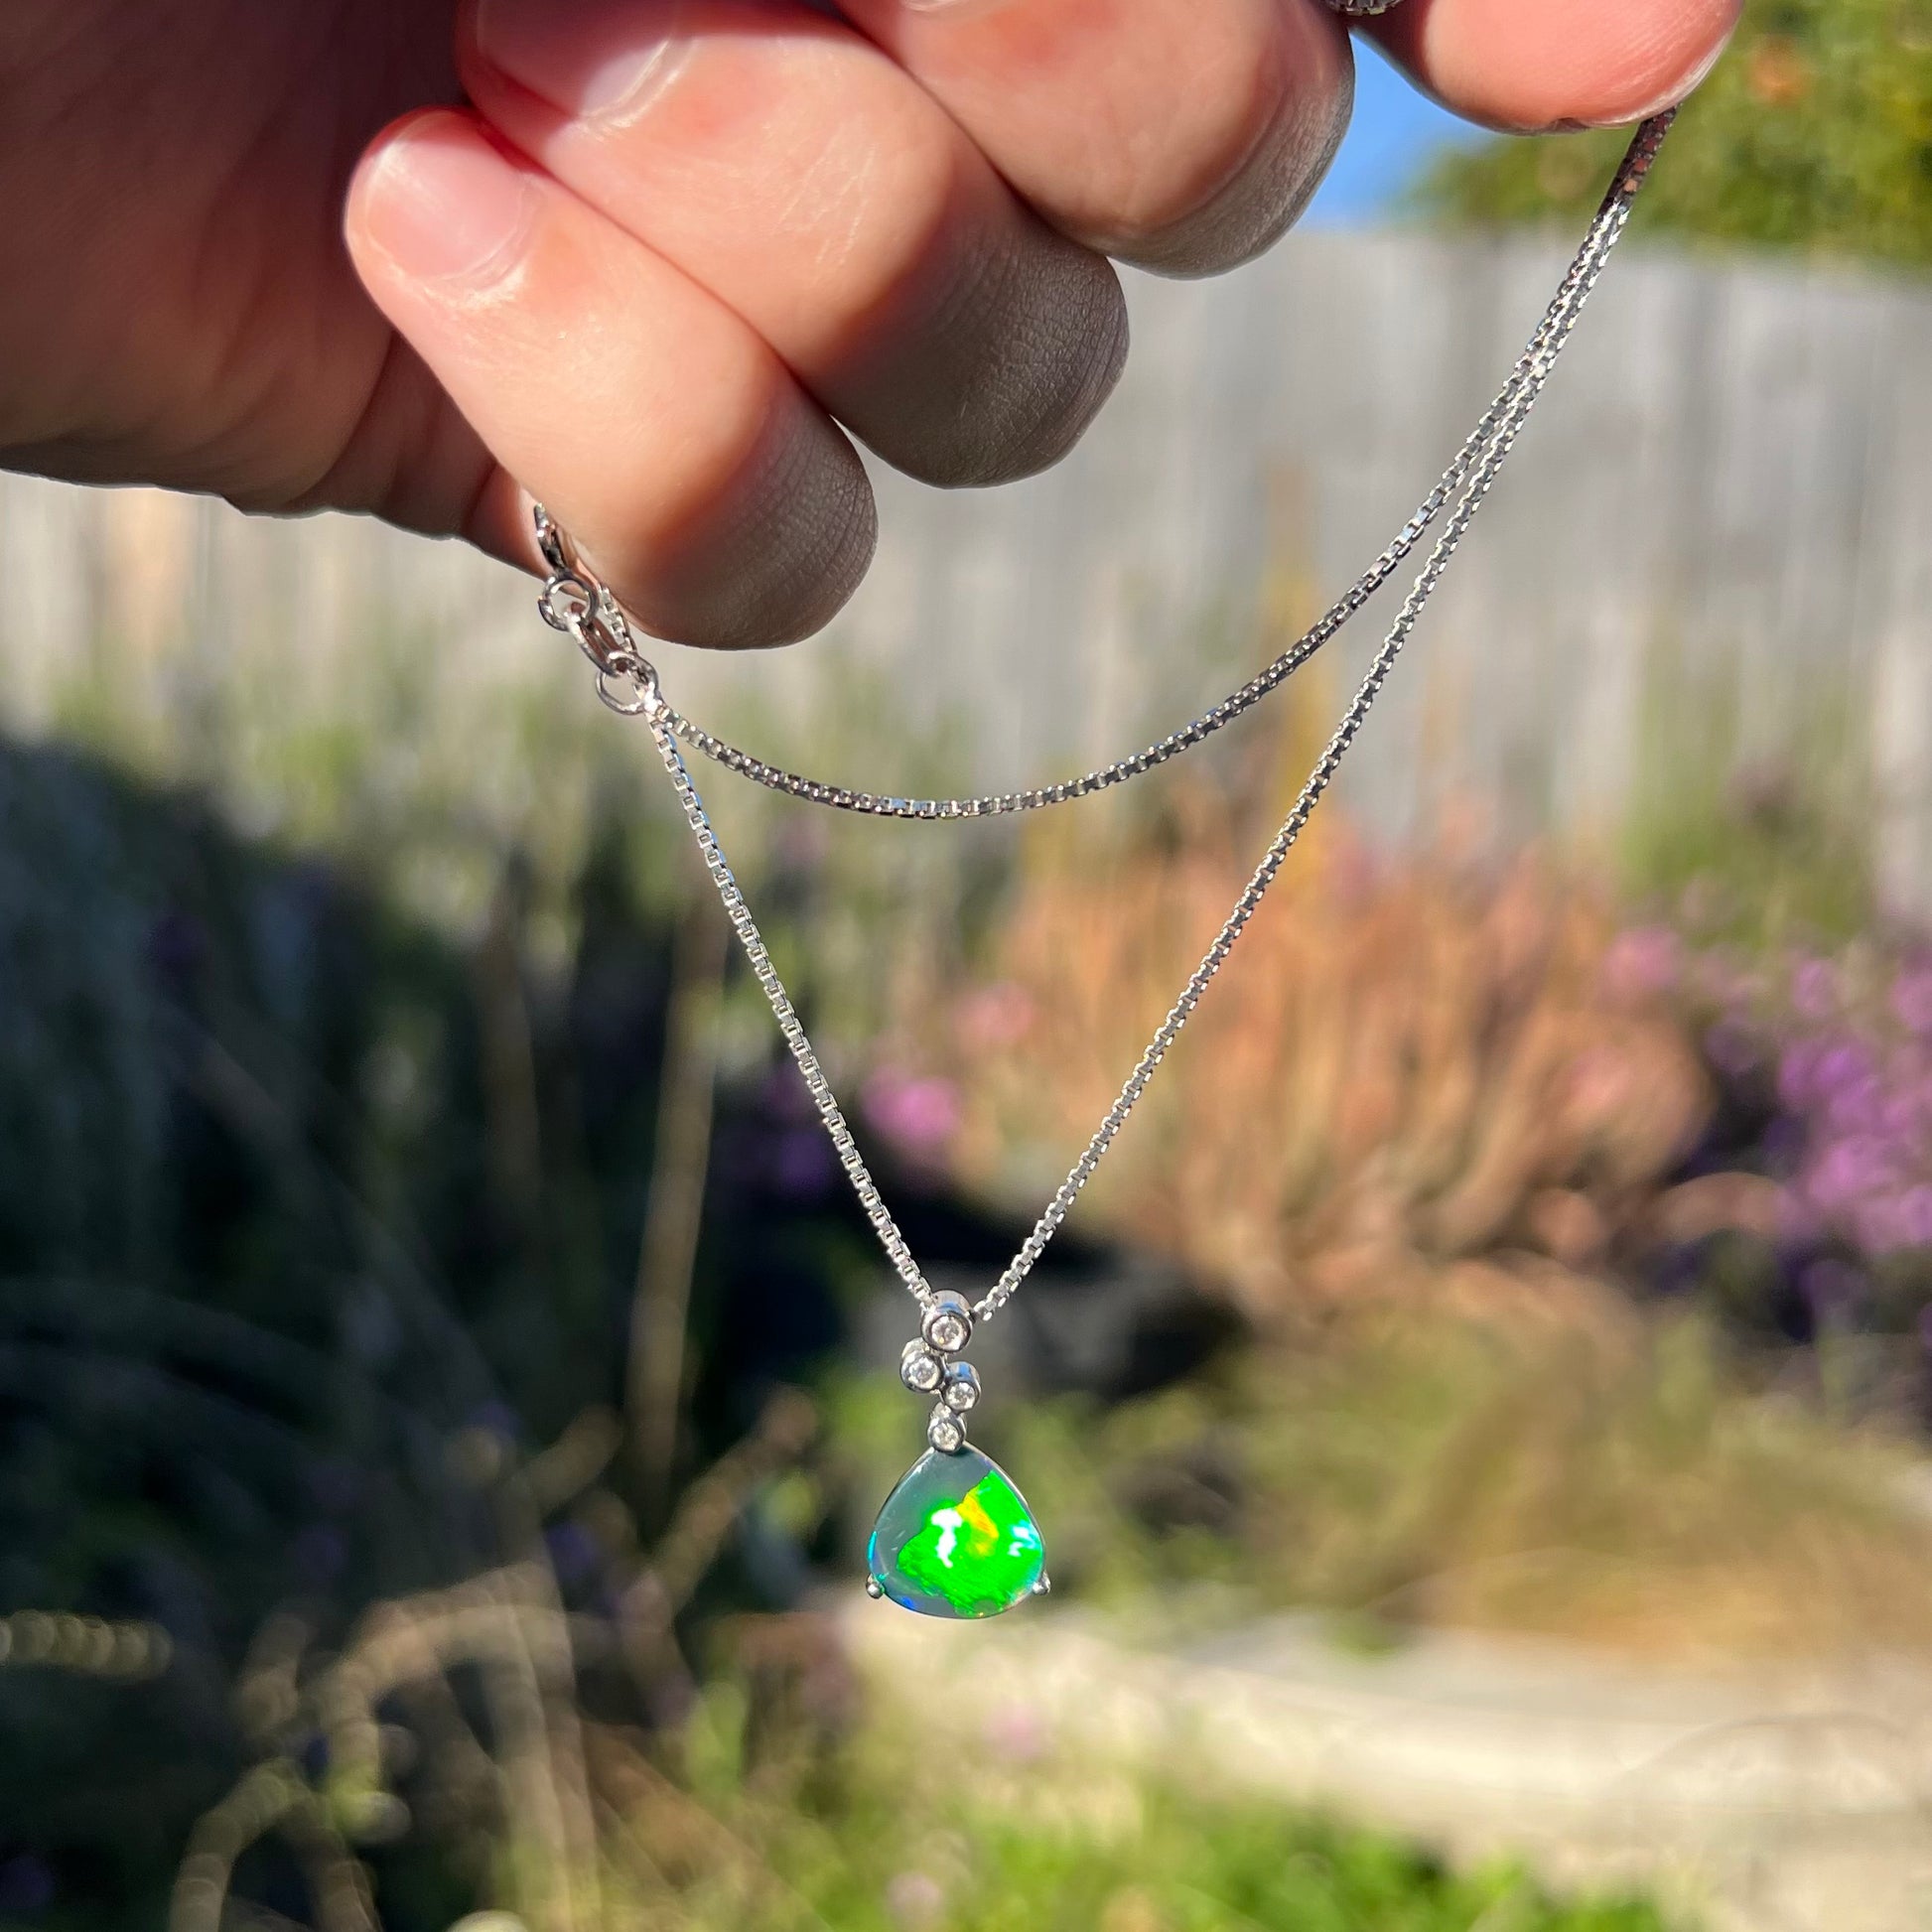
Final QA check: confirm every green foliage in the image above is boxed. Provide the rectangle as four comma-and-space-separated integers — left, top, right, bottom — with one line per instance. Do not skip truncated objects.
1418, 0, 1932, 269
1618, 639, 1873, 948
683, 1692, 1678, 1932
0, 739, 796, 1929
834, 1308, 1932, 1659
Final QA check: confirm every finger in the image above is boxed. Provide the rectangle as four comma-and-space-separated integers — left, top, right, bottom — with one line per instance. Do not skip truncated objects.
458, 0, 1127, 488
1362, 0, 1738, 133
834, 0, 1354, 277
345, 110, 876, 649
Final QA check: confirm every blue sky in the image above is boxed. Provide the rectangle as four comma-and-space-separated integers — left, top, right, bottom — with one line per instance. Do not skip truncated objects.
1304, 39, 1488, 223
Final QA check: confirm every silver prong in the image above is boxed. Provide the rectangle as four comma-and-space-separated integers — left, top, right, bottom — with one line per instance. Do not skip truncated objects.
866, 1577, 885, 1599
1032, 1576, 1051, 1596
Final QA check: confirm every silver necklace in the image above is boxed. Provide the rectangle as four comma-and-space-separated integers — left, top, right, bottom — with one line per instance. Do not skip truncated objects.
530, 109, 1675, 1618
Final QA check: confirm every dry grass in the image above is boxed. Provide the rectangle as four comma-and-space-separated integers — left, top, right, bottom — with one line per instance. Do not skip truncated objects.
901, 794, 1710, 1325
854, 781, 1932, 1666
1116, 1311, 1932, 1661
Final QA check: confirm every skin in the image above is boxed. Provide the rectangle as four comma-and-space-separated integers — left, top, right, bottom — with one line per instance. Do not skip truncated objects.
0, 0, 1736, 649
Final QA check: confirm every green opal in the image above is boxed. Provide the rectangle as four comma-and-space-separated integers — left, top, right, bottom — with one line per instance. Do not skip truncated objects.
868, 1448, 1046, 1618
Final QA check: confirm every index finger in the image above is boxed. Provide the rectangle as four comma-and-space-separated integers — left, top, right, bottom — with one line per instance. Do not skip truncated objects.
1362, 0, 1738, 132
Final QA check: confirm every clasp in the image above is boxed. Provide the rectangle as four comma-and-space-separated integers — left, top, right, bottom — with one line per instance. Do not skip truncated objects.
532, 503, 663, 716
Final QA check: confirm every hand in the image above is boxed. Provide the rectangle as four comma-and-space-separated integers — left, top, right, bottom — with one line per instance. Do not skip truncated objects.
1, 0, 1734, 648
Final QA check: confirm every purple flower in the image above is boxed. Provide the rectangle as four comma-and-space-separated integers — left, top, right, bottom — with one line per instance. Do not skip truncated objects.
1777, 1037, 1824, 1111
1822, 1072, 1886, 1137
1899, 1184, 1932, 1249
1881, 1087, 1925, 1143
1815, 1039, 1877, 1104
760, 1064, 815, 1124
864, 1071, 961, 1158
1893, 962, 1932, 1037
1781, 1035, 1876, 1115
770, 1126, 836, 1200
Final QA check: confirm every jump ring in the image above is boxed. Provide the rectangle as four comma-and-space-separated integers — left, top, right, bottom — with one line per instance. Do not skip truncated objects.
597, 651, 662, 717
539, 572, 596, 637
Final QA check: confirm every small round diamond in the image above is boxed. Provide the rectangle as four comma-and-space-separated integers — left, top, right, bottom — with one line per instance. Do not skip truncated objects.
921, 1292, 974, 1357
899, 1341, 944, 1394
926, 1403, 968, 1454
928, 1313, 967, 1352
942, 1362, 981, 1413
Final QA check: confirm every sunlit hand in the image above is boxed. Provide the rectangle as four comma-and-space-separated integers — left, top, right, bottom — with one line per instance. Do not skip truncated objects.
1, 0, 1733, 648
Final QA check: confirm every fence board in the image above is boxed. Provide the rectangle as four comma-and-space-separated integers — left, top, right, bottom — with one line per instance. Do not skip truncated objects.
1, 230, 1927, 906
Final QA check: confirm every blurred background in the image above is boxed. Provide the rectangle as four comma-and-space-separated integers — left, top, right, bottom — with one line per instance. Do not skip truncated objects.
2, 3, 1930, 1929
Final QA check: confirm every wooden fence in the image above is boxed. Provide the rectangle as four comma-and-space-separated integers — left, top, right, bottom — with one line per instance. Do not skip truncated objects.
3, 226, 1929, 909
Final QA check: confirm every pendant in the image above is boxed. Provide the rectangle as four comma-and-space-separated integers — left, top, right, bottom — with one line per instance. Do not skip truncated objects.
868, 1447, 1046, 1618
865, 1292, 1050, 1617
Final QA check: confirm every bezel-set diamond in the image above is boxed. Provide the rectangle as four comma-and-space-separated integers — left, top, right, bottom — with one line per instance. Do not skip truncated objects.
941, 1361, 981, 1413
921, 1291, 974, 1357
899, 1339, 944, 1394
926, 1402, 969, 1455
908, 1291, 982, 1454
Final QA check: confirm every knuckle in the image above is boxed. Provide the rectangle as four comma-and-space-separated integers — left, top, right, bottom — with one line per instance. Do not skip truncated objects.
621, 417, 879, 650
868, 231, 1130, 488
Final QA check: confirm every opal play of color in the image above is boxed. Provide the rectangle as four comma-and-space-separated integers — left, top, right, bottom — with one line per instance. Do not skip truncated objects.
868, 1449, 1046, 1618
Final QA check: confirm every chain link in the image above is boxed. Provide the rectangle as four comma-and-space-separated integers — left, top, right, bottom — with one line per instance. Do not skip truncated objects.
640, 695, 940, 1307
620, 115, 1671, 821
535, 114, 1673, 1321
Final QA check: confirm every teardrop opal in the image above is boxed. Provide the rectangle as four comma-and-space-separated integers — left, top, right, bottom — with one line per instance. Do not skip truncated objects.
867, 1448, 1046, 1618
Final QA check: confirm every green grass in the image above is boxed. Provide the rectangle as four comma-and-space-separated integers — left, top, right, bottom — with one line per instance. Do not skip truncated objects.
832, 1309, 1932, 1661
664, 1689, 1678, 1932
1616, 636, 1872, 949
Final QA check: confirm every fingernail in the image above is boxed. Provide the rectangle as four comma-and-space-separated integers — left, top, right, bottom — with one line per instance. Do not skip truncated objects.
361, 121, 537, 285
472, 0, 691, 124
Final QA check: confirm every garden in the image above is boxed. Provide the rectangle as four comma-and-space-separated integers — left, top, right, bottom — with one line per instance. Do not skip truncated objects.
3, 2, 1930, 1926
